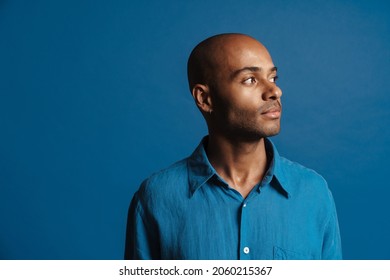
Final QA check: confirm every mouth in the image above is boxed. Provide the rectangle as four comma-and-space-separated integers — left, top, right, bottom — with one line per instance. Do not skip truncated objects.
261, 106, 281, 119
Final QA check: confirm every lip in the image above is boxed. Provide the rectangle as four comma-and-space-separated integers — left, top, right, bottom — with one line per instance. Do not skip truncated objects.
261, 107, 281, 119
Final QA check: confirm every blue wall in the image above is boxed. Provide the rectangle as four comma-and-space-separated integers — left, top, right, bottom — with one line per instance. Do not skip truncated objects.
1, 0, 389, 259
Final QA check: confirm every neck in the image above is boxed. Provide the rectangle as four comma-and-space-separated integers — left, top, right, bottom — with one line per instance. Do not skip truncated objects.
206, 133, 269, 198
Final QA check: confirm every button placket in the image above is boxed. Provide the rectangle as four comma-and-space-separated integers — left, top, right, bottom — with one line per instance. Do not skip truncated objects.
239, 200, 250, 259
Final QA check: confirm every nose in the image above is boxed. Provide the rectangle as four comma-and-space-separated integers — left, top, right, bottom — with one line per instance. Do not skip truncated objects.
262, 82, 282, 101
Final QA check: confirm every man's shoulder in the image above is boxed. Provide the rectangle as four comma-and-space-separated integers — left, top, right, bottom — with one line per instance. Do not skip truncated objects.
276, 155, 331, 200
278, 156, 327, 185
136, 157, 190, 198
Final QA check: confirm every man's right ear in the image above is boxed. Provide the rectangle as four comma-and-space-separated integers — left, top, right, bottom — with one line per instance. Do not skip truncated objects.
191, 84, 213, 114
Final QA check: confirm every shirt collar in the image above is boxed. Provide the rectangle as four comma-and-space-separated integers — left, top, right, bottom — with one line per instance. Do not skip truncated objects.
187, 136, 291, 198
187, 137, 216, 195
265, 139, 291, 198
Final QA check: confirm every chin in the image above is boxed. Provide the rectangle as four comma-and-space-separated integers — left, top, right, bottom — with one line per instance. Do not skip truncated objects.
265, 130, 280, 138
228, 122, 280, 141
255, 122, 280, 138
237, 129, 280, 142
264, 126, 281, 137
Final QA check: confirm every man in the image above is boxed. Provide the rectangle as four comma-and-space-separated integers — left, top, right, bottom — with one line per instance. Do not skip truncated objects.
124, 33, 342, 260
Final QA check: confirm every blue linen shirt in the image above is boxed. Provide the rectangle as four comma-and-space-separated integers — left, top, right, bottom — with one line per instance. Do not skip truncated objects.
125, 137, 342, 259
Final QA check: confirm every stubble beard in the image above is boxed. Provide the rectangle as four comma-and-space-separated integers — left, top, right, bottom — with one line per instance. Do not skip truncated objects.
225, 110, 281, 142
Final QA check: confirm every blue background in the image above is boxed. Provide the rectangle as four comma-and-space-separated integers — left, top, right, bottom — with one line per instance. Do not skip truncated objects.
1, 0, 389, 259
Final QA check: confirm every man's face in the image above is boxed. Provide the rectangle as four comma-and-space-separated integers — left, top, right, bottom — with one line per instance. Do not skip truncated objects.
209, 36, 282, 141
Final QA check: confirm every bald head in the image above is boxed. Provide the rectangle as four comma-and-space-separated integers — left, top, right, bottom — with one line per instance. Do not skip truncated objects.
187, 33, 282, 139
187, 33, 269, 92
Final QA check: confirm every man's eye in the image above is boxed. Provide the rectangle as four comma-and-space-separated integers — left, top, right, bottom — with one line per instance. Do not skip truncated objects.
270, 76, 278, 83
243, 77, 256, 84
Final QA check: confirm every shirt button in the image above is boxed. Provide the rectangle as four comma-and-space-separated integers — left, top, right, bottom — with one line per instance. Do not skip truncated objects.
243, 203, 247, 208
243, 247, 250, 254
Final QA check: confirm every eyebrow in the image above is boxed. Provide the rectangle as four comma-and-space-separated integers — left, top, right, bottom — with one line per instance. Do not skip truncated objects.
230, 66, 278, 79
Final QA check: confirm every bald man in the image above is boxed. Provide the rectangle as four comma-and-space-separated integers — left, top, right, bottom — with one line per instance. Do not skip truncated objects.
124, 33, 342, 260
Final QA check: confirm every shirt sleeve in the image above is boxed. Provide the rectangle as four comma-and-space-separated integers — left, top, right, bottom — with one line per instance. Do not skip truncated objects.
321, 190, 342, 259
124, 191, 160, 260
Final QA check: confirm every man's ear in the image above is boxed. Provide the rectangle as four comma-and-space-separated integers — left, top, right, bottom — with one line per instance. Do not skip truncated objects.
191, 84, 213, 114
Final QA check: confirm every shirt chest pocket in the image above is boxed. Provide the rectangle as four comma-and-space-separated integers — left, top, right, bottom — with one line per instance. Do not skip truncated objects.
273, 246, 315, 260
